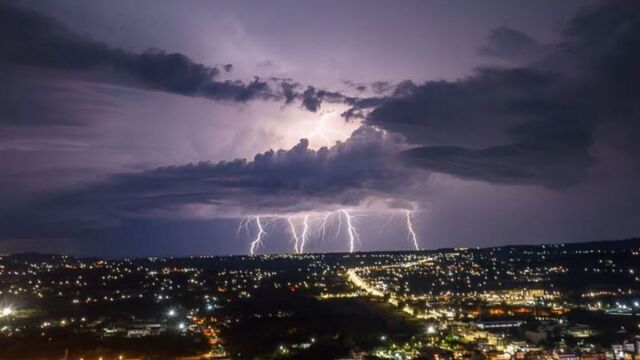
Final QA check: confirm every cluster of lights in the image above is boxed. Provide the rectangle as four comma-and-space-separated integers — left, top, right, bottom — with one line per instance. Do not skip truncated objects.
1, 306, 12, 317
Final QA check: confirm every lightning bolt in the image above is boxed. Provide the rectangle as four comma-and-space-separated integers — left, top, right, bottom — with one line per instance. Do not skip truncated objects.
240, 207, 417, 255
308, 114, 348, 146
237, 218, 247, 237
249, 216, 267, 255
318, 213, 331, 244
300, 215, 310, 253
340, 209, 359, 253
287, 216, 300, 254
405, 210, 419, 251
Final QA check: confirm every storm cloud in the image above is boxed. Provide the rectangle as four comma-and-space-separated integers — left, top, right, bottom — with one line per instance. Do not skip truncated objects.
402, 120, 594, 188
2, 0, 640, 254
0, 126, 415, 239
299, 86, 350, 112
479, 26, 544, 62
342, 1, 640, 188
0, 1, 281, 117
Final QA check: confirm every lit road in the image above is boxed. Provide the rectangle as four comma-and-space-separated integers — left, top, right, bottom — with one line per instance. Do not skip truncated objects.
345, 257, 436, 316
346, 269, 384, 297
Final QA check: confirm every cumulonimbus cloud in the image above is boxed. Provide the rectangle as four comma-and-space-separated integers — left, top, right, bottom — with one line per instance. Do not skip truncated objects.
342, 1, 640, 188
0, 126, 418, 239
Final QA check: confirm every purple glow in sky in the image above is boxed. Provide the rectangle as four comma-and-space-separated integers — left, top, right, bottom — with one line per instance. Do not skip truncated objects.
1, 0, 640, 257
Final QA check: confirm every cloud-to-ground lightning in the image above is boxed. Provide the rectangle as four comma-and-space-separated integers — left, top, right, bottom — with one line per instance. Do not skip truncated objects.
249, 216, 267, 255
405, 210, 419, 251
340, 209, 359, 253
318, 213, 331, 244
241, 208, 419, 255
287, 216, 301, 254
300, 215, 310, 253
237, 218, 251, 238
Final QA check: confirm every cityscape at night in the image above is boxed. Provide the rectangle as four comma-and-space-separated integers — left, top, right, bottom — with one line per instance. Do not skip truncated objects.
2, 0, 640, 358
1, 239, 639, 359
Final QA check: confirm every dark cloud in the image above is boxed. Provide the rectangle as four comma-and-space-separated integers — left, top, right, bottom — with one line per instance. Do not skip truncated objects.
0, 1, 278, 119
0, 126, 415, 240
0, 2, 378, 121
341, 80, 367, 93
367, 68, 562, 146
561, 1, 640, 159
283, 81, 352, 110
0, 2, 388, 121
479, 26, 543, 62
402, 120, 595, 188
344, 1, 640, 188
300, 86, 348, 112
371, 81, 393, 95
280, 81, 298, 105
341, 96, 386, 120
301, 86, 322, 112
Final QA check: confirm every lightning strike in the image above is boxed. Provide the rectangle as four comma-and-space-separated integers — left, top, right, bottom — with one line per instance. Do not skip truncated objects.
339, 209, 359, 253
308, 114, 348, 146
237, 218, 251, 238
318, 213, 331, 244
249, 216, 267, 255
287, 217, 301, 254
300, 215, 310, 253
405, 210, 419, 251
240, 208, 418, 254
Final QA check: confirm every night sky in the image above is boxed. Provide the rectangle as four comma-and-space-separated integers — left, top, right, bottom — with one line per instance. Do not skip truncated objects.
1, 0, 640, 257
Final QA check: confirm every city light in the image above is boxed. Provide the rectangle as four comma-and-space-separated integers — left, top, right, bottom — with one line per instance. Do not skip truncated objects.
0, 238, 639, 358
1, 307, 12, 317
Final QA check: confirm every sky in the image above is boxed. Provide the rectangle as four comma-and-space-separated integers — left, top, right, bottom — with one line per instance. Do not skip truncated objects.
1, 0, 640, 257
